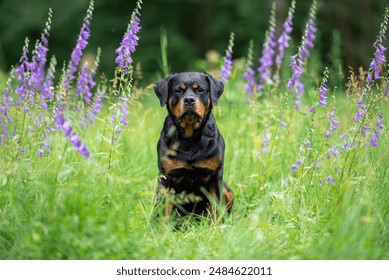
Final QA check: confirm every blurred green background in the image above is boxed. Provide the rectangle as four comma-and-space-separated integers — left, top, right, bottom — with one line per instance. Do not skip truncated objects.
0, 0, 387, 84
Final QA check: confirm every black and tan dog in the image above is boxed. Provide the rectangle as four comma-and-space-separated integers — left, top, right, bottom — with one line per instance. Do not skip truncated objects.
154, 72, 233, 221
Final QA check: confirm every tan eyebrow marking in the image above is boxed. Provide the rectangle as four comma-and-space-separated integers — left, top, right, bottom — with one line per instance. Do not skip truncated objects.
192, 84, 199, 89
179, 84, 187, 90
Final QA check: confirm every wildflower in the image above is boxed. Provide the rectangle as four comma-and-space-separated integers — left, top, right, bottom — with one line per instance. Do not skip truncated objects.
14, 38, 31, 106
305, 139, 311, 147
0, 75, 14, 143
119, 97, 129, 126
38, 149, 44, 157
353, 109, 364, 123
370, 135, 378, 148
287, 54, 302, 88
68, 132, 90, 158
257, 3, 277, 90
63, 0, 94, 90
221, 32, 235, 84
362, 125, 371, 132
325, 130, 332, 139
326, 176, 335, 184
262, 130, 270, 153
329, 116, 339, 132
287, 0, 318, 110
30, 9, 52, 93
302, 14, 317, 58
319, 83, 328, 107
88, 86, 105, 124
76, 62, 93, 103
276, 0, 295, 66
280, 121, 287, 127
308, 106, 314, 113
115, 1, 142, 74
365, 9, 388, 84
40, 56, 56, 111
339, 133, 348, 140
331, 146, 339, 157
243, 67, 255, 96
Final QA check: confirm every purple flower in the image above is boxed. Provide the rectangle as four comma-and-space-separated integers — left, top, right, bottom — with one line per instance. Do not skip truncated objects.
115, 5, 142, 74
0, 76, 14, 143
88, 86, 105, 124
257, 4, 277, 90
40, 56, 56, 111
276, 0, 295, 66
280, 121, 287, 127
376, 115, 384, 130
76, 62, 93, 103
325, 130, 332, 139
329, 119, 339, 132
78, 145, 90, 158
303, 16, 317, 57
319, 83, 328, 107
305, 139, 311, 147
370, 135, 378, 148
326, 176, 335, 184
331, 146, 339, 157
287, 0, 317, 110
354, 109, 364, 123
62, 121, 72, 137
30, 9, 52, 93
243, 66, 255, 96
63, 1, 94, 90
14, 38, 31, 106
38, 149, 44, 157
221, 33, 235, 85
339, 133, 348, 140
291, 164, 297, 172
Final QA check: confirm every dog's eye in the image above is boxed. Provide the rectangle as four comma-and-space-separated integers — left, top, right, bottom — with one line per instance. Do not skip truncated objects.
197, 88, 204, 93
173, 88, 182, 94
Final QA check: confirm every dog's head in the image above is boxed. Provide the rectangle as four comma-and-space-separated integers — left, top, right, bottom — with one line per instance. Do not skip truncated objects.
154, 72, 224, 137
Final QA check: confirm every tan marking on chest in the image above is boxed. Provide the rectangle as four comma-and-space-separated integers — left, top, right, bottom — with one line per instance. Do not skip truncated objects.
161, 157, 188, 174
193, 155, 221, 171
179, 113, 201, 137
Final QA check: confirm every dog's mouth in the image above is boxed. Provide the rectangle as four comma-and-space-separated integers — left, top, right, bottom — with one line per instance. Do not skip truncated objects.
177, 110, 203, 123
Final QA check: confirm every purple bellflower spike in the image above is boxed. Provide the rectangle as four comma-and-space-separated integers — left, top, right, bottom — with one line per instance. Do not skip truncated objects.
76, 62, 93, 103
30, 9, 52, 94
243, 40, 255, 97
40, 56, 56, 111
257, 3, 277, 90
318, 71, 329, 108
221, 32, 235, 85
0, 77, 14, 144
276, 0, 295, 66
287, 0, 318, 110
63, 1, 94, 91
88, 86, 105, 124
115, 1, 142, 74
14, 38, 31, 107
365, 9, 388, 84
319, 84, 327, 107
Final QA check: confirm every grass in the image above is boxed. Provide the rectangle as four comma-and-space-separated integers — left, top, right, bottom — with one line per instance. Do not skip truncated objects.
1, 65, 388, 260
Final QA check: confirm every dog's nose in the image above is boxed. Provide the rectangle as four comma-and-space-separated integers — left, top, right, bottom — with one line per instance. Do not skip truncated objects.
184, 96, 196, 106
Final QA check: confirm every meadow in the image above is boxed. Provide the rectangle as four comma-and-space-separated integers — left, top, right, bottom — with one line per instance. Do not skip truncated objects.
0, 0, 388, 259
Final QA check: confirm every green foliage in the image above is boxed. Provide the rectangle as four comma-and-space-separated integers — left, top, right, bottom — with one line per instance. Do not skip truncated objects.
1, 60, 388, 259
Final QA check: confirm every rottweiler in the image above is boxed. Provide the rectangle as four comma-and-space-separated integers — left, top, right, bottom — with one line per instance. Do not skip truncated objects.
153, 72, 233, 222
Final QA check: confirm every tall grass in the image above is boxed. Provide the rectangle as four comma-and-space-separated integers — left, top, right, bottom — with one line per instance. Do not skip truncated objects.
0, 1, 388, 260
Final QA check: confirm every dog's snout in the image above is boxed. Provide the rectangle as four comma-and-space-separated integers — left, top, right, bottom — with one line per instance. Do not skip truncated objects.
184, 95, 196, 106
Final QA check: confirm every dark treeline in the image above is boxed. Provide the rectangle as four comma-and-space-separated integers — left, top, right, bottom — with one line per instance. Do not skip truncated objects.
0, 0, 387, 84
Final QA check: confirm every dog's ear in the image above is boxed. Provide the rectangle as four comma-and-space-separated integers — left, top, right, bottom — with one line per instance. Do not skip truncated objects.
206, 74, 224, 106
154, 73, 176, 107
